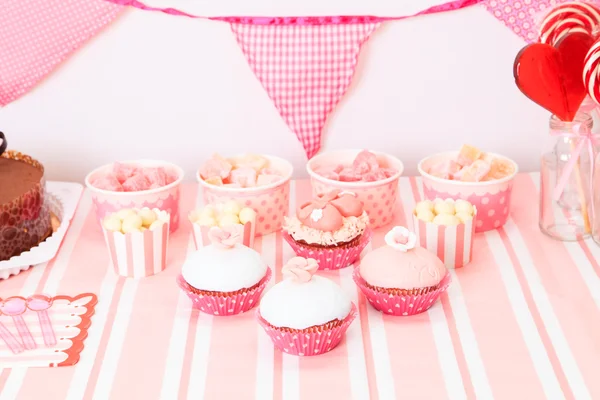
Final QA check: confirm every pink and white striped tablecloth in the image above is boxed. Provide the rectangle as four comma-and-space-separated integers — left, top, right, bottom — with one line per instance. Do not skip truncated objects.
1, 173, 600, 400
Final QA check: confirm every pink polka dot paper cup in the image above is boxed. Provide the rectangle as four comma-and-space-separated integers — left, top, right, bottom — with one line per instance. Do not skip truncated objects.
256, 303, 357, 356
306, 150, 404, 229
197, 155, 293, 236
353, 268, 451, 316
85, 160, 184, 233
418, 152, 518, 233
176, 268, 272, 316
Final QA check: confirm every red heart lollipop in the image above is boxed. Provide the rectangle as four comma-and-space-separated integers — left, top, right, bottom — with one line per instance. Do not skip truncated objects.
514, 32, 594, 121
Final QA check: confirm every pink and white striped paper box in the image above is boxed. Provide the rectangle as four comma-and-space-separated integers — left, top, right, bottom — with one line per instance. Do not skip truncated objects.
102, 210, 170, 278
190, 221, 255, 250
412, 208, 477, 269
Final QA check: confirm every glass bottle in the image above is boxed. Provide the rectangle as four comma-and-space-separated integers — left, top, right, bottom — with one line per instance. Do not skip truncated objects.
540, 113, 594, 241
593, 152, 600, 245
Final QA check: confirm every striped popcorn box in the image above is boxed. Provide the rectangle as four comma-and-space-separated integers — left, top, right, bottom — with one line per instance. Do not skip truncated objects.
102, 209, 170, 278
188, 203, 256, 249
412, 207, 477, 269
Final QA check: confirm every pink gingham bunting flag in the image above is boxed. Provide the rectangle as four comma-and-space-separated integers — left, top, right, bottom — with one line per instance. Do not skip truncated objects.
230, 23, 379, 158
0, 0, 123, 106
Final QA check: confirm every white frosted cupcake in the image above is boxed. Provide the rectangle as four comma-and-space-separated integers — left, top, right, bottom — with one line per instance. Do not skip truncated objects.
177, 225, 271, 316
257, 257, 357, 356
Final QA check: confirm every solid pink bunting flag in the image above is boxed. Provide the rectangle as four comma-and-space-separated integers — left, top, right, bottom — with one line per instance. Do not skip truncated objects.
0, 0, 124, 106
230, 23, 379, 158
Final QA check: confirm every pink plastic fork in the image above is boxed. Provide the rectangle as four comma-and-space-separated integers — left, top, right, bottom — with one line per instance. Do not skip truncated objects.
1, 297, 36, 350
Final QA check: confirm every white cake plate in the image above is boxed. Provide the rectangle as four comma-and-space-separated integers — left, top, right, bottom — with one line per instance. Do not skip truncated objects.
0, 181, 83, 279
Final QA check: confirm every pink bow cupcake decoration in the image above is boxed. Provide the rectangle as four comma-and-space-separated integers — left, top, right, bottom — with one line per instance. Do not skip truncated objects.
208, 225, 243, 249
282, 257, 319, 282
296, 190, 364, 231
384, 226, 417, 252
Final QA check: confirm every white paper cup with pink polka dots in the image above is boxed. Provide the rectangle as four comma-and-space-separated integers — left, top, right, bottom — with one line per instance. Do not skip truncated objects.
418, 152, 518, 233
85, 160, 184, 233
306, 150, 404, 229
197, 155, 293, 236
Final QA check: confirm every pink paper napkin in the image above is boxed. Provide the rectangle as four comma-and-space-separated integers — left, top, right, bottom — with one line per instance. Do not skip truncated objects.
0, 0, 124, 106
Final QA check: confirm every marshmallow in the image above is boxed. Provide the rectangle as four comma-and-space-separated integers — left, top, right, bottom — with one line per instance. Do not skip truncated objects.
196, 216, 217, 227
415, 200, 434, 215
239, 207, 257, 224
433, 214, 461, 226
138, 208, 157, 227
223, 200, 242, 215
116, 209, 136, 221
103, 216, 122, 232
434, 200, 455, 215
219, 214, 240, 227
148, 220, 164, 231
200, 206, 216, 219
416, 209, 435, 223
455, 212, 473, 223
122, 214, 143, 233
454, 199, 474, 215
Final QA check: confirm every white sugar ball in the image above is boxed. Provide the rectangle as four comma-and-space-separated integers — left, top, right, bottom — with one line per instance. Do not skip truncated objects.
103, 216, 122, 232
200, 206, 216, 218
121, 214, 143, 233
196, 216, 217, 227
239, 208, 257, 224
223, 200, 242, 215
415, 200, 434, 215
218, 213, 240, 227
138, 208, 157, 227
456, 212, 473, 223
149, 220, 164, 231
116, 208, 136, 221
455, 199, 474, 215
434, 200, 455, 215
416, 209, 435, 223
433, 214, 461, 226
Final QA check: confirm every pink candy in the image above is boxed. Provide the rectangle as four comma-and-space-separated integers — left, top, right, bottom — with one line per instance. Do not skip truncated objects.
427, 144, 514, 182
315, 150, 398, 183
92, 162, 177, 192
199, 154, 283, 188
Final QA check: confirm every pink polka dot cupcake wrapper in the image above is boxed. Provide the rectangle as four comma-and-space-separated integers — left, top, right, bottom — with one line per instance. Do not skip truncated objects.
422, 185, 514, 233
256, 303, 357, 356
176, 268, 272, 316
282, 229, 371, 270
353, 269, 451, 316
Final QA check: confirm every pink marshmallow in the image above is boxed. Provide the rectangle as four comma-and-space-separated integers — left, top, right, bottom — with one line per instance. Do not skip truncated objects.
230, 167, 257, 188
122, 173, 151, 191
460, 160, 491, 182
112, 162, 138, 184
200, 154, 233, 181
92, 175, 123, 191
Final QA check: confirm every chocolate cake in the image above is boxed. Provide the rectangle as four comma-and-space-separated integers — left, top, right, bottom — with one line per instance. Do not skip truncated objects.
0, 132, 52, 261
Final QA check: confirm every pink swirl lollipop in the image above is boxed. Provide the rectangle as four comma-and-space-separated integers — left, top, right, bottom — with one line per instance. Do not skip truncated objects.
27, 294, 56, 347
0, 297, 36, 350
583, 40, 600, 105
539, 1, 600, 45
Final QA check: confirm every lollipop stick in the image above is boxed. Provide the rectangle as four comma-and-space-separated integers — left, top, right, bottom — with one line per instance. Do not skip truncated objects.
12, 315, 36, 350
570, 141, 592, 234
37, 310, 56, 347
0, 321, 24, 354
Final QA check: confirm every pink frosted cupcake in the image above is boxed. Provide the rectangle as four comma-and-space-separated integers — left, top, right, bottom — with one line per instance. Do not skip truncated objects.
257, 257, 357, 356
354, 226, 451, 316
282, 190, 371, 270
177, 225, 271, 316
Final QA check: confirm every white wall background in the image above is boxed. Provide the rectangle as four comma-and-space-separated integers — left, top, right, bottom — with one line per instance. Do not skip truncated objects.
0, 3, 552, 183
